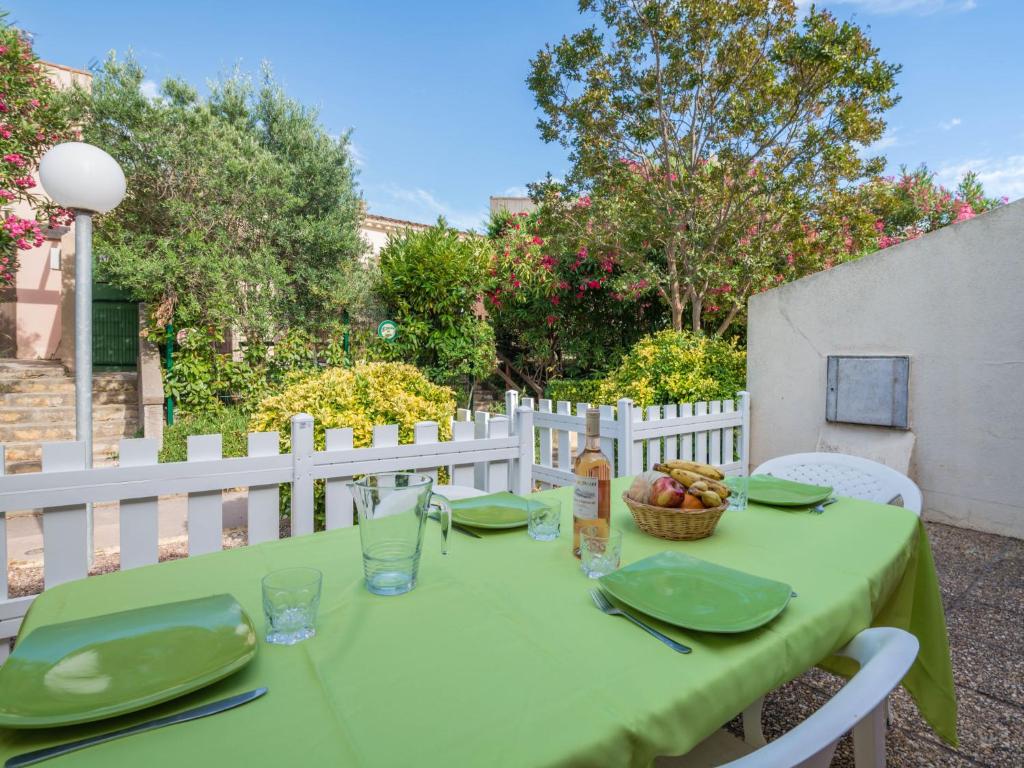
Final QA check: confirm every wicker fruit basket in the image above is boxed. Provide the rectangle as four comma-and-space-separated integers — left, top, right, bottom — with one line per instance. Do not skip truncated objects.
622, 492, 728, 541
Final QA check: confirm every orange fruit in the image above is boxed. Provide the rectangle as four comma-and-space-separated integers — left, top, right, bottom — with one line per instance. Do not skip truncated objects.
681, 493, 704, 510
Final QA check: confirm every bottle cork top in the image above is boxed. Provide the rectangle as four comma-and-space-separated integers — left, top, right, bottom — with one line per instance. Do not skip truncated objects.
586, 407, 600, 437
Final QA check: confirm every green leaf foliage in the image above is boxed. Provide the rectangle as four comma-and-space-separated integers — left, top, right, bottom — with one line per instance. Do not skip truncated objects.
158, 407, 250, 463
592, 330, 745, 408
248, 361, 457, 453
373, 221, 496, 392
65, 56, 367, 337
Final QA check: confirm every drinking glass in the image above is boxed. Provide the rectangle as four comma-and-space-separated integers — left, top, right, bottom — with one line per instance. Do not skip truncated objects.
579, 526, 622, 579
728, 475, 749, 512
527, 498, 561, 541
262, 567, 322, 645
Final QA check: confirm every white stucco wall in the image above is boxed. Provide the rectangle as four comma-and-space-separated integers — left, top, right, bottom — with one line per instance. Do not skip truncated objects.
747, 199, 1024, 539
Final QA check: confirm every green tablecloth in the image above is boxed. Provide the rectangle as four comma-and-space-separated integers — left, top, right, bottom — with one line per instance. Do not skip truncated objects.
1, 478, 956, 766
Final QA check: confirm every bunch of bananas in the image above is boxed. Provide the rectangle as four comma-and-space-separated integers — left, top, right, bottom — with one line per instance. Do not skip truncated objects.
652, 460, 731, 509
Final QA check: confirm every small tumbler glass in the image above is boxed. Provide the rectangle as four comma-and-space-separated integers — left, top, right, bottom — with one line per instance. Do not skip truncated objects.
262, 567, 322, 645
579, 526, 622, 579
527, 498, 561, 541
728, 475, 749, 512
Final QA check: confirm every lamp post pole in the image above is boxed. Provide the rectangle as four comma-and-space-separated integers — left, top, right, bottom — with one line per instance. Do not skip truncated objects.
40, 142, 126, 562
73, 211, 93, 474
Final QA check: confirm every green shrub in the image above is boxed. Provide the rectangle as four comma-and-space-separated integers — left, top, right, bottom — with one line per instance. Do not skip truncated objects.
594, 330, 746, 408
544, 378, 604, 406
374, 220, 496, 393
249, 361, 457, 452
159, 407, 250, 463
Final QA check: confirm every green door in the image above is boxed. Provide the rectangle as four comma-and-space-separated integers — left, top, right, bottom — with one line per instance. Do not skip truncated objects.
92, 283, 138, 371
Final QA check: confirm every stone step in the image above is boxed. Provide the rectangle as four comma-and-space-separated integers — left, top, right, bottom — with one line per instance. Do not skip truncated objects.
0, 377, 138, 395
0, 418, 138, 443
0, 404, 135, 425
0, 360, 65, 378
0, 389, 136, 407
3, 440, 124, 474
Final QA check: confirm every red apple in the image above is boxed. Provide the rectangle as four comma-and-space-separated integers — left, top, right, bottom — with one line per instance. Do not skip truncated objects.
650, 476, 687, 507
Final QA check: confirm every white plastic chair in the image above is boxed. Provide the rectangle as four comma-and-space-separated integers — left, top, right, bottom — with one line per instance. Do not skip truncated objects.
752, 452, 922, 515
655, 627, 919, 768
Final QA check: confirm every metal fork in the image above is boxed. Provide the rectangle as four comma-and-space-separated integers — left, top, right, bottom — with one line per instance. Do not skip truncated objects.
589, 590, 691, 654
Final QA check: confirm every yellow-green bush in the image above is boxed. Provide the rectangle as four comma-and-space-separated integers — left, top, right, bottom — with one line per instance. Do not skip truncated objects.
594, 330, 746, 408
249, 362, 456, 451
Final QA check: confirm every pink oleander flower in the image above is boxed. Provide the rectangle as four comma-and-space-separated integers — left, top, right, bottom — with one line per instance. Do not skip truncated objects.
587, 279, 601, 290
545, 315, 556, 327
531, 236, 543, 246
13, 175, 35, 189
575, 196, 591, 208
550, 295, 560, 306
3, 153, 27, 168
0, 125, 11, 139
0, 189, 15, 201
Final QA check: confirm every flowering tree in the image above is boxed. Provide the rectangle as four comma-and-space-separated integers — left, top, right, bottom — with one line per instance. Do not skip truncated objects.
0, 15, 75, 286
867, 165, 1006, 250
488, 205, 661, 383
528, 0, 899, 335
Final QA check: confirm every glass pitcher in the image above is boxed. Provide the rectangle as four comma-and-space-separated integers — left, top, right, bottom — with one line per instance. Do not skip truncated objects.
349, 473, 452, 596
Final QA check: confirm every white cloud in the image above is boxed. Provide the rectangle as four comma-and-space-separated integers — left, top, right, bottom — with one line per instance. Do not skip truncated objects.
348, 141, 365, 168
501, 185, 530, 197
378, 185, 488, 231
859, 128, 900, 156
936, 156, 1024, 202
799, 0, 975, 13
939, 117, 962, 131
139, 80, 160, 101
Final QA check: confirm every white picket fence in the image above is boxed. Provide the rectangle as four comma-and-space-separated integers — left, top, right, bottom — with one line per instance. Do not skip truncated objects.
0, 391, 749, 658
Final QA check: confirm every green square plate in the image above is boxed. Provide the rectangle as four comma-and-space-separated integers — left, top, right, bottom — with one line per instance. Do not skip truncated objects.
449, 492, 530, 529
598, 551, 793, 633
0, 594, 257, 729
729, 475, 833, 506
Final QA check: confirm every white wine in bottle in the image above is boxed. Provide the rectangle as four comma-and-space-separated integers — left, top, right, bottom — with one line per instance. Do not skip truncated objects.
572, 407, 611, 558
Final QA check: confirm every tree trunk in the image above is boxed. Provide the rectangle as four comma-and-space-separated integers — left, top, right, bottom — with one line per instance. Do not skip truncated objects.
690, 293, 702, 333
666, 244, 684, 332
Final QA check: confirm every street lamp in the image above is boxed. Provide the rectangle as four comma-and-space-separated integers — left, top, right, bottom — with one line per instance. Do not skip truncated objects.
38, 142, 126, 475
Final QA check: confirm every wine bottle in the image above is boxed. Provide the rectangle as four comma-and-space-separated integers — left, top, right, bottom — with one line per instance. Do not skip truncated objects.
572, 407, 611, 558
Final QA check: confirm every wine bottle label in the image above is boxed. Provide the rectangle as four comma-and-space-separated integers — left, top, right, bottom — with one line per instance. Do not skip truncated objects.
573, 476, 599, 519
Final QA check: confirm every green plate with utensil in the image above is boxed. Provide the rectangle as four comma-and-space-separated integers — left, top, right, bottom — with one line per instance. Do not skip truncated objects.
729, 475, 833, 506
598, 551, 793, 633
0, 594, 257, 728
450, 492, 530, 529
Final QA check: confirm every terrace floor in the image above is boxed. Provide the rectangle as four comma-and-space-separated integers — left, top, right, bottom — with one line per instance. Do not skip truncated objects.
7, 519, 1023, 766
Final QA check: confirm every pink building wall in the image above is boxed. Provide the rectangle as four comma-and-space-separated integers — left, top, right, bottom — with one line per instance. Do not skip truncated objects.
5, 62, 91, 361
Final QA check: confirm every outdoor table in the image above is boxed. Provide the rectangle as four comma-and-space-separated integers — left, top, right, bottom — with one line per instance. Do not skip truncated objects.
0, 477, 956, 767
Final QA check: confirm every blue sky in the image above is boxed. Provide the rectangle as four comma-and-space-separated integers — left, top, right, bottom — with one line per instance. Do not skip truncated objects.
7, 0, 1022, 230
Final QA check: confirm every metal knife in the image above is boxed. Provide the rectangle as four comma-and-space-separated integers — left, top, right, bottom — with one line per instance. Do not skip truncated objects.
6, 688, 268, 768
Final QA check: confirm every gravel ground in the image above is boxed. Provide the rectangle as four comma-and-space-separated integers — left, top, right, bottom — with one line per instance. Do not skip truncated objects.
6, 519, 1022, 766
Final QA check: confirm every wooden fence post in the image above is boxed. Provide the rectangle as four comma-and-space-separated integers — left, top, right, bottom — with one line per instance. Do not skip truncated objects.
290, 413, 315, 536
118, 438, 160, 569
514, 406, 534, 494
616, 398, 635, 477
41, 442, 88, 588
739, 391, 751, 476
324, 428, 354, 530
505, 390, 519, 427
248, 431, 282, 543
187, 434, 223, 555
